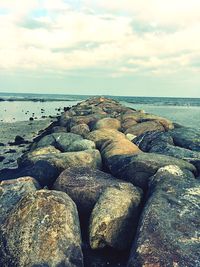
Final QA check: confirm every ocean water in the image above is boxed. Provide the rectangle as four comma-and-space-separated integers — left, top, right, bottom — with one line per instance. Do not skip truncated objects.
0, 92, 200, 129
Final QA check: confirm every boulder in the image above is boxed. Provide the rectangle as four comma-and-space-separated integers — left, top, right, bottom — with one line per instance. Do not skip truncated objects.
67, 139, 96, 152
133, 131, 174, 152
101, 138, 141, 159
51, 126, 67, 133
121, 112, 174, 130
21, 149, 101, 170
35, 132, 83, 152
18, 145, 61, 166
70, 123, 90, 138
125, 121, 165, 136
121, 118, 137, 132
93, 118, 121, 130
87, 129, 125, 149
52, 167, 135, 215
106, 153, 196, 190
89, 185, 142, 250
170, 127, 200, 151
0, 177, 40, 224
0, 190, 83, 267
128, 165, 200, 267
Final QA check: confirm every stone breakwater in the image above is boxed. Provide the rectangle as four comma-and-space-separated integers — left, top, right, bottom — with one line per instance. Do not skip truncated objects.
0, 97, 199, 267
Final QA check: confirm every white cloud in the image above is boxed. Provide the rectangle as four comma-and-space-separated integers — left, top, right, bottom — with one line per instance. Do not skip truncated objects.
0, 0, 200, 77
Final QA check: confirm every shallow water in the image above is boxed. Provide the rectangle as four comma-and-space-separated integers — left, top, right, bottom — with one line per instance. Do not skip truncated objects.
0, 93, 200, 129
0, 100, 79, 122
122, 102, 200, 129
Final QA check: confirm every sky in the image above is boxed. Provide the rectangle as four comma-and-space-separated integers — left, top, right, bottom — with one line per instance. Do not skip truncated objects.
0, 0, 200, 97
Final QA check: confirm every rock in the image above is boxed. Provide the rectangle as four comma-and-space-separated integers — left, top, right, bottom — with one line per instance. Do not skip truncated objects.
134, 131, 174, 152
67, 139, 96, 152
125, 121, 165, 136
51, 126, 67, 133
150, 142, 200, 160
18, 145, 61, 166
0, 190, 83, 267
35, 132, 83, 152
21, 149, 101, 170
101, 138, 141, 159
0, 177, 40, 224
14, 135, 27, 145
87, 129, 125, 149
126, 133, 137, 141
71, 123, 90, 138
93, 118, 121, 131
68, 114, 106, 131
106, 153, 196, 190
9, 160, 60, 187
128, 165, 200, 267
170, 127, 200, 151
52, 167, 136, 216
89, 185, 142, 250
121, 118, 138, 132
0, 156, 5, 162
121, 112, 174, 130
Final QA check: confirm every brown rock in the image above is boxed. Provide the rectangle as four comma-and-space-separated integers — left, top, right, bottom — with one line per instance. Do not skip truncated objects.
0, 190, 83, 267
125, 121, 165, 136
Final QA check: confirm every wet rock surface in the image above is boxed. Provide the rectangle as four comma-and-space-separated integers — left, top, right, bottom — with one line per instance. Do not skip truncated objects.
0, 97, 199, 266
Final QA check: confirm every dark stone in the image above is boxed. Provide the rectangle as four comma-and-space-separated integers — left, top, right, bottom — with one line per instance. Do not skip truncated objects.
170, 127, 200, 151
128, 165, 200, 267
52, 167, 135, 216
133, 131, 174, 152
106, 153, 196, 190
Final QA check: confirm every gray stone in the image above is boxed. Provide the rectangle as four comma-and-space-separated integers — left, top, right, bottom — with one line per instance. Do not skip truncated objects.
106, 152, 196, 190
128, 165, 200, 267
170, 127, 200, 151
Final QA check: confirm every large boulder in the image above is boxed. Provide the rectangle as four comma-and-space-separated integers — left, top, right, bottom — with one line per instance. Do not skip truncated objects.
133, 131, 174, 152
52, 167, 135, 215
121, 112, 174, 130
20, 149, 101, 170
101, 138, 141, 159
0, 190, 83, 267
106, 153, 196, 190
18, 145, 61, 166
18, 150, 102, 187
93, 118, 121, 131
121, 118, 137, 132
125, 121, 165, 136
87, 129, 125, 149
128, 165, 200, 267
170, 127, 200, 151
70, 123, 90, 138
89, 185, 142, 250
0, 177, 40, 224
35, 132, 83, 152
67, 139, 96, 152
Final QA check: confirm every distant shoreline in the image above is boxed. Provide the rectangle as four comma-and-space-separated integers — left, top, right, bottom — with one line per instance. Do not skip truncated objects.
0, 97, 75, 102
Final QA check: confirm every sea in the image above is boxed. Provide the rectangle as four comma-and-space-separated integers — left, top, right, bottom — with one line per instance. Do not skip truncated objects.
0, 92, 200, 129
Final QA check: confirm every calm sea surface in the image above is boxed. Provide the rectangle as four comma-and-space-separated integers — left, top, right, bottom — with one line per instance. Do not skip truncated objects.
0, 93, 200, 129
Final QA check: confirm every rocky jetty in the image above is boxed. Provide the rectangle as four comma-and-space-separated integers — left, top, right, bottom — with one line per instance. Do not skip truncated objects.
0, 97, 199, 266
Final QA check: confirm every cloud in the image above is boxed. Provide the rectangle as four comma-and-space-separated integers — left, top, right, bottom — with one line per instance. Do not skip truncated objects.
0, 0, 200, 80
